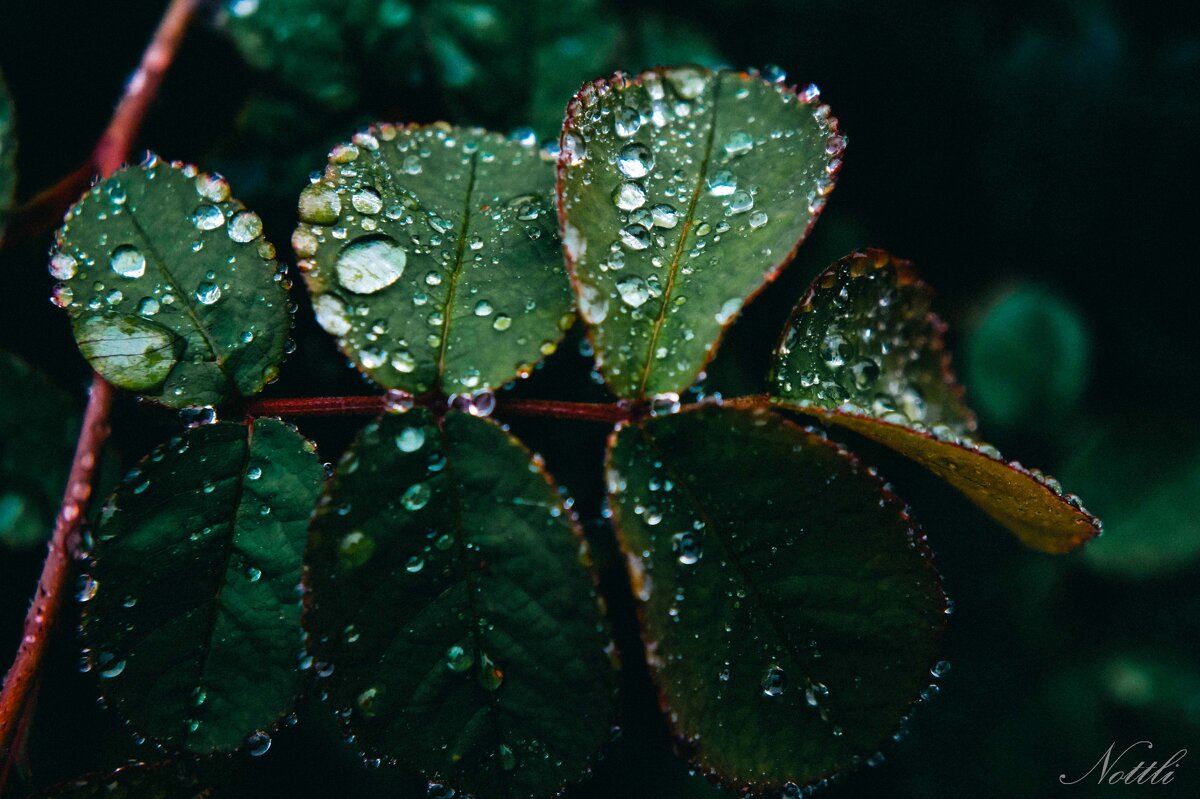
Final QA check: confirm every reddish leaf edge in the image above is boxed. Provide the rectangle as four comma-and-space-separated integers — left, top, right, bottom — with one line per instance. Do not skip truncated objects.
557, 65, 845, 402
603, 402, 948, 795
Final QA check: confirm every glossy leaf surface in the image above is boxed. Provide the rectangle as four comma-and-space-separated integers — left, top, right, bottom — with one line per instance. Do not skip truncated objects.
0, 68, 13, 243
296, 124, 573, 395
558, 66, 842, 398
769, 250, 1100, 553
0, 352, 77, 548
607, 405, 944, 791
305, 409, 614, 798
81, 418, 325, 753
51, 159, 289, 407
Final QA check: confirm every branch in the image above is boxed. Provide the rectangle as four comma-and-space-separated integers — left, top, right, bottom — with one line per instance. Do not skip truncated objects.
243, 395, 632, 424
0, 0, 201, 784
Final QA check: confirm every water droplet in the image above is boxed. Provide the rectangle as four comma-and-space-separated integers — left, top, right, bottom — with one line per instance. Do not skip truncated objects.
49, 252, 78, 280
748, 210, 769, 229
579, 283, 608, 323
671, 531, 702, 565
492, 314, 512, 331
246, 731, 272, 756
474, 300, 494, 317
931, 660, 951, 678
313, 294, 352, 336
650, 204, 678, 229
196, 282, 222, 305
336, 237, 406, 294
617, 276, 650, 308
612, 181, 646, 210
724, 131, 754, 157
446, 644, 473, 672
351, 187, 383, 215
707, 169, 737, 197
395, 427, 425, 452
192, 204, 225, 230
227, 210, 263, 243
761, 664, 786, 697
402, 481, 431, 511
109, 245, 146, 278
615, 106, 642, 138
298, 182, 342, 225
619, 225, 651, 251
617, 143, 655, 178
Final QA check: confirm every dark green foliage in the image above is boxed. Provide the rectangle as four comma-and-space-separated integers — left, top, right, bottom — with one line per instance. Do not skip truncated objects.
305, 409, 615, 797
81, 418, 325, 753
50, 160, 289, 408
295, 124, 573, 395
0, 67, 13, 243
558, 66, 841, 398
0, 352, 77, 548
608, 406, 944, 790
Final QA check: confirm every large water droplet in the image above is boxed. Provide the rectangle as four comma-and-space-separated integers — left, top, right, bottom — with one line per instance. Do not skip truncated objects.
313, 294, 352, 336
192, 204, 225, 231
617, 276, 650, 308
617, 143, 655, 178
227, 210, 263, 243
336, 237, 406, 294
109, 245, 146, 278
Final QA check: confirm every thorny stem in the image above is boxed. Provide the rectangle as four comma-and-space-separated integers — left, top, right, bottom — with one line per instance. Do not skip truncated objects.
0, 0, 201, 788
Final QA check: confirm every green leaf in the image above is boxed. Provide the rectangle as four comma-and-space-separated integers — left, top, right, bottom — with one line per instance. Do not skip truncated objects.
220, 0, 621, 136
304, 409, 615, 798
0, 352, 77, 548
964, 283, 1090, 429
769, 249, 1100, 553
33, 763, 208, 799
0, 67, 15, 244
558, 66, 842, 398
51, 157, 290, 408
81, 418, 325, 753
607, 405, 945, 791
296, 124, 574, 395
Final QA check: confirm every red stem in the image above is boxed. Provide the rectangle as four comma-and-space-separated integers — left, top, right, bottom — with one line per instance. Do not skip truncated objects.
243, 395, 632, 424
0, 0, 200, 785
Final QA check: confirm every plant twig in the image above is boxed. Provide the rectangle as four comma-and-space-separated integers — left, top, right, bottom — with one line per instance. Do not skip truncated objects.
243, 395, 632, 424
0, 0, 201, 785
0, 378, 113, 766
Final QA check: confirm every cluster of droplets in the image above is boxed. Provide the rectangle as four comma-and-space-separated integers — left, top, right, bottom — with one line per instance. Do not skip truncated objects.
48, 154, 286, 398
772, 250, 971, 434
561, 65, 843, 388
294, 124, 570, 394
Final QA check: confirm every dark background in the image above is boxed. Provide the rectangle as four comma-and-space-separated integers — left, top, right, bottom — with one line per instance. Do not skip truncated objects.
2, 0, 1199, 796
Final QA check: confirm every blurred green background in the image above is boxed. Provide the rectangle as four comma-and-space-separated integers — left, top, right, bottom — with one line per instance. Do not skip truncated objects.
1, 0, 1198, 796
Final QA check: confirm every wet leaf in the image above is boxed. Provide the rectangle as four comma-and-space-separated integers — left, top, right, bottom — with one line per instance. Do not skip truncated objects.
0, 352, 78, 548
81, 418, 325, 753
49, 157, 288, 405
305, 409, 615, 798
769, 250, 1100, 553
220, 0, 621, 136
0, 68, 14, 243
607, 405, 945, 791
50, 157, 289, 408
296, 124, 573, 395
33, 763, 208, 799
558, 66, 842, 398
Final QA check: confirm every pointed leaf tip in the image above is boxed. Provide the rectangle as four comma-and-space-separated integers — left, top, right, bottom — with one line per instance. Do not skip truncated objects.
558, 66, 843, 398
769, 249, 1100, 553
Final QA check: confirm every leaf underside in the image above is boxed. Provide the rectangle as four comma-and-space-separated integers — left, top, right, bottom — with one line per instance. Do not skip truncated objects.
557, 65, 842, 398
304, 409, 615, 799
296, 124, 574, 395
769, 249, 1100, 553
0, 352, 77, 548
51, 159, 289, 408
607, 405, 945, 791
0, 67, 14, 243
81, 418, 325, 753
